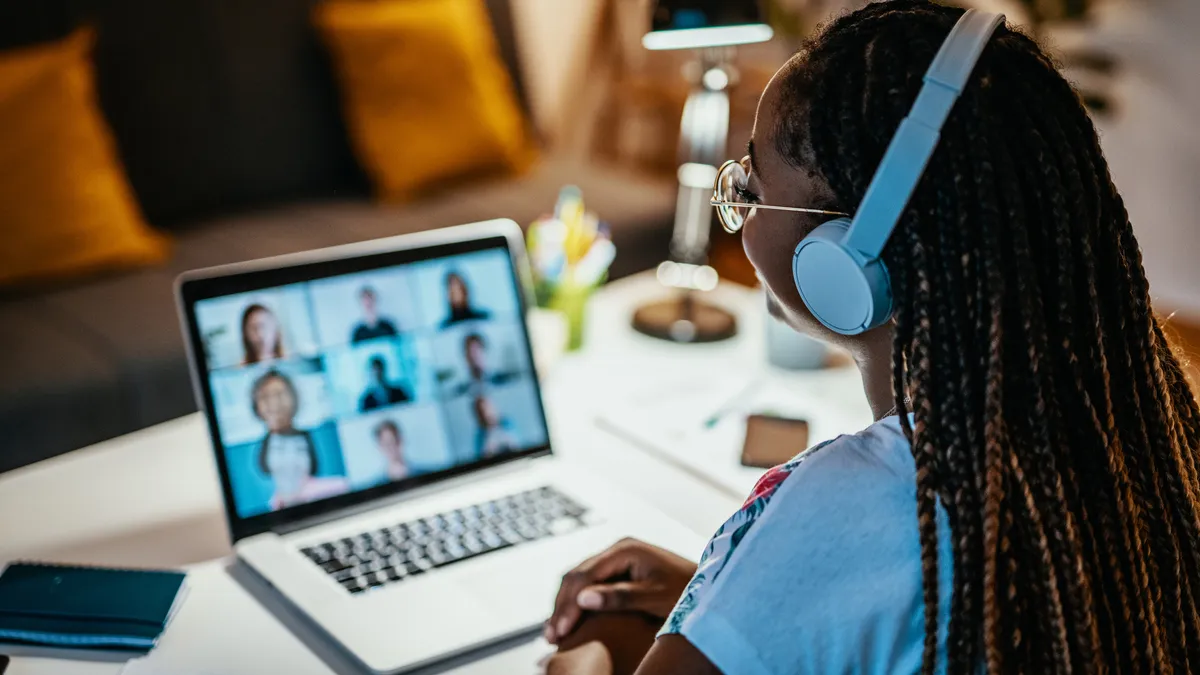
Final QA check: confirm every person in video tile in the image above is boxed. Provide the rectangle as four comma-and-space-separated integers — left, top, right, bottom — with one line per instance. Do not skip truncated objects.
374, 419, 410, 482
359, 356, 411, 412
350, 286, 400, 344
474, 395, 518, 458
450, 332, 518, 397
241, 303, 285, 365
251, 370, 349, 510
440, 271, 490, 328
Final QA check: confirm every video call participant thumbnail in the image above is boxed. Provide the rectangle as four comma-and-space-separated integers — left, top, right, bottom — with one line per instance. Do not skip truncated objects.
351, 286, 400, 344
359, 356, 412, 412
251, 370, 349, 510
449, 332, 519, 398
441, 271, 490, 328
242, 303, 286, 365
474, 395, 518, 459
374, 419, 409, 482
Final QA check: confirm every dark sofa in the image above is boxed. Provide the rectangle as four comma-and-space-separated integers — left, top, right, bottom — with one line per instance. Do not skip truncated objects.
0, 0, 675, 473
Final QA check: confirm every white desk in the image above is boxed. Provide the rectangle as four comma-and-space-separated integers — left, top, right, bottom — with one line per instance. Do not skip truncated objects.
0, 273, 866, 675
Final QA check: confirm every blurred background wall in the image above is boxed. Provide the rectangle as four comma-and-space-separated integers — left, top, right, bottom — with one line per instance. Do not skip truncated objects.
513, 0, 1200, 319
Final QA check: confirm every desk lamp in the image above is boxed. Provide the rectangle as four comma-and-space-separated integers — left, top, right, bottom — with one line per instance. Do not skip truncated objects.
631, 0, 772, 343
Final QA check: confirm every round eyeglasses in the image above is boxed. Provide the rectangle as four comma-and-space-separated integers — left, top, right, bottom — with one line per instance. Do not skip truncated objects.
710, 159, 849, 234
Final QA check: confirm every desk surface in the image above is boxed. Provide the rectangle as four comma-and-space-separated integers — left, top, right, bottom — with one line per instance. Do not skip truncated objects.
0, 273, 866, 675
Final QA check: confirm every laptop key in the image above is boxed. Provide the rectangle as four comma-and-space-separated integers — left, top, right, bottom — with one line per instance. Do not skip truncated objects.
462, 534, 484, 554
322, 559, 351, 574
548, 517, 582, 536
480, 531, 504, 550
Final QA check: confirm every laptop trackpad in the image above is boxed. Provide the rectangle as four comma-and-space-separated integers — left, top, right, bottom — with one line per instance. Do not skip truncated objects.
341, 574, 506, 672
458, 526, 614, 629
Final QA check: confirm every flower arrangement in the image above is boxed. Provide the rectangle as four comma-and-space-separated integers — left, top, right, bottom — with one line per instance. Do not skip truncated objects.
527, 186, 617, 350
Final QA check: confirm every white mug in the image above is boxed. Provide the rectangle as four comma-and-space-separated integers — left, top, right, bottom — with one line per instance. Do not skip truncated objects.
765, 308, 828, 370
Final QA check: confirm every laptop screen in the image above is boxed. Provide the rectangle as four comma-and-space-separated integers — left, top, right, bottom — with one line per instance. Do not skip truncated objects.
181, 234, 549, 534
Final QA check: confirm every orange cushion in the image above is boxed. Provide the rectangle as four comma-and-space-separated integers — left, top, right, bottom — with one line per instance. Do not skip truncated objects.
315, 0, 536, 202
0, 29, 168, 288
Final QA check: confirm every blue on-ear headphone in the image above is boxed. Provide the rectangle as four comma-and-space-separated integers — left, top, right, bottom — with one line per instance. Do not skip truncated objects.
793, 9, 1004, 336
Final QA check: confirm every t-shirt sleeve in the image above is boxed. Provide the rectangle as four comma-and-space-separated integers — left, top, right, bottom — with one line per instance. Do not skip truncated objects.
658, 429, 946, 675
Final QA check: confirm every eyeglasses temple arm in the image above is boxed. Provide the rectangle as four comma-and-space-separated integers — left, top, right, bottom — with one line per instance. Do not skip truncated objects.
709, 200, 848, 217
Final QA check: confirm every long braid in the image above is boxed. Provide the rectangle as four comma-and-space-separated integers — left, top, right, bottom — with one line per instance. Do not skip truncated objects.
908, 216, 944, 675
1017, 58, 1128, 671
773, 2, 1200, 671
995, 76, 1104, 670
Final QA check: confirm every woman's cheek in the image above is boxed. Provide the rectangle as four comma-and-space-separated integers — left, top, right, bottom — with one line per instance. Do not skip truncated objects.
742, 214, 800, 302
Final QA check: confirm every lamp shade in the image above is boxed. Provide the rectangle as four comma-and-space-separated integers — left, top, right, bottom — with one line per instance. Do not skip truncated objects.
643, 0, 774, 51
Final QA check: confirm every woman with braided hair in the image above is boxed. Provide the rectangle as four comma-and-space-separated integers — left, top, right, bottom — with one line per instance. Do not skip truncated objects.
539, 1, 1200, 673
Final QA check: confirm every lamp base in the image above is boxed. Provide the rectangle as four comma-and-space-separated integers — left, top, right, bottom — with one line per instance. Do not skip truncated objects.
631, 292, 737, 343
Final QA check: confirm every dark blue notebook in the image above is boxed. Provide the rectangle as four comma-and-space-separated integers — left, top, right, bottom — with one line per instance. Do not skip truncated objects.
0, 562, 186, 652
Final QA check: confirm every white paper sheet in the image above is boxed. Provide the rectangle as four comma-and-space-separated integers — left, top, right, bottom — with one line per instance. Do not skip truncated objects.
596, 370, 873, 499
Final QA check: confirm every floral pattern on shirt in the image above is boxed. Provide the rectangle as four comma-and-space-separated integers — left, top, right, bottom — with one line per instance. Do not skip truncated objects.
662, 439, 837, 635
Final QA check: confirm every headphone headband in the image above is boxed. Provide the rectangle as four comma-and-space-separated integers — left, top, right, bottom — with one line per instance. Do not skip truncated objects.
841, 9, 1005, 260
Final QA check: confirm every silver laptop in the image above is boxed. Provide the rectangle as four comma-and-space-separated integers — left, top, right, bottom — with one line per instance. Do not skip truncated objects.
175, 219, 699, 673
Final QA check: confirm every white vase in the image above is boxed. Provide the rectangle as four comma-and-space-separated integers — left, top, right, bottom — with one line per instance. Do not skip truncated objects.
765, 310, 828, 370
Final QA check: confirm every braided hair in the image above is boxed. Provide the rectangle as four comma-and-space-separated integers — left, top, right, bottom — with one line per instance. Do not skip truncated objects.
774, 2, 1200, 672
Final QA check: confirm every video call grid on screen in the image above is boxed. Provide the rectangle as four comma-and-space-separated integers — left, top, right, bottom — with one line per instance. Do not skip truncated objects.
190, 247, 550, 519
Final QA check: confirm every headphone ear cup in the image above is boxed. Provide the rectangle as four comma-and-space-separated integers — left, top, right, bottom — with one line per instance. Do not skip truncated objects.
793, 218, 893, 336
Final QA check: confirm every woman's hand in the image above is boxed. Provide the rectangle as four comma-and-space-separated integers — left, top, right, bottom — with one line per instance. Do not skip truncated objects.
543, 640, 612, 675
546, 538, 697, 644
543, 612, 662, 675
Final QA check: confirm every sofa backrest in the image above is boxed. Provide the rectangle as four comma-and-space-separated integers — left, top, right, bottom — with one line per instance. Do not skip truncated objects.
0, 0, 530, 228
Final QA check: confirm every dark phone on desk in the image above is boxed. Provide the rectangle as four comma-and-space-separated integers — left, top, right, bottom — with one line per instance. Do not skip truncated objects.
740, 414, 810, 469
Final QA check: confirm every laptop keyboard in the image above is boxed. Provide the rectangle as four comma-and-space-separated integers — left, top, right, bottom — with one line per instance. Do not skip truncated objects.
301, 486, 589, 595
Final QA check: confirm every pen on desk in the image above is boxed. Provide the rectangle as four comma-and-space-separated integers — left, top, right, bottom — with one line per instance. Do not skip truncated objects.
702, 379, 761, 429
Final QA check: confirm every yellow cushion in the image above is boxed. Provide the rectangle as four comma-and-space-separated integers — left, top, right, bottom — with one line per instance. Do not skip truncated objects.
315, 0, 536, 202
0, 29, 168, 288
